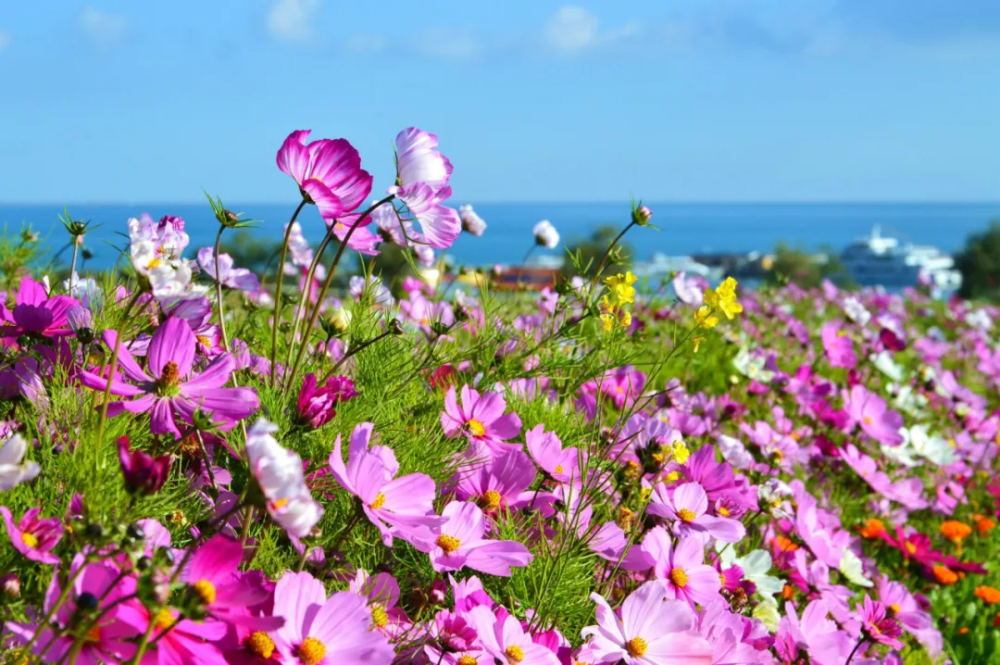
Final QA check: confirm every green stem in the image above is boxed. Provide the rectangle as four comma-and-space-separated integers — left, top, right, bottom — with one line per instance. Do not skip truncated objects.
320, 328, 393, 383
283, 231, 335, 380
95, 289, 144, 446
587, 220, 636, 305
212, 225, 231, 352
269, 199, 308, 384
845, 637, 866, 665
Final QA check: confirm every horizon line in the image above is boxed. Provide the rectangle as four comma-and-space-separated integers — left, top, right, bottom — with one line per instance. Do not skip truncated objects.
1, 199, 999, 207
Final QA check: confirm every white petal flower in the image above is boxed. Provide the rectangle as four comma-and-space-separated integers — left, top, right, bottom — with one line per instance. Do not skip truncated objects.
0, 434, 40, 492
838, 549, 873, 588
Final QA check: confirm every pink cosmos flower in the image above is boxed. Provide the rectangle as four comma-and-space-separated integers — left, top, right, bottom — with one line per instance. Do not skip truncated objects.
843, 385, 904, 446
137, 605, 229, 664
0, 276, 80, 341
875, 576, 932, 636
647, 482, 746, 543
388, 127, 461, 249
440, 385, 523, 457
600, 366, 647, 410
5, 560, 144, 662
467, 606, 561, 665
412, 501, 532, 576
643, 528, 722, 607
526, 424, 582, 484
350, 570, 410, 638
841, 444, 928, 510
1, 506, 62, 564
296, 374, 357, 429
454, 449, 548, 517
329, 422, 443, 545
276, 130, 373, 220
118, 436, 171, 496
197, 247, 261, 293
859, 594, 904, 649
180, 535, 280, 631
582, 581, 713, 665
775, 600, 855, 665
77, 318, 259, 438
820, 322, 857, 369
272, 571, 394, 664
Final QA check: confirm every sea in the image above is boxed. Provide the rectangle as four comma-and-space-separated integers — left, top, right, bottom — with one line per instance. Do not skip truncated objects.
1, 202, 998, 271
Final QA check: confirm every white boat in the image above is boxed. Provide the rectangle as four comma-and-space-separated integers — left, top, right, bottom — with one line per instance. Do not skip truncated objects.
840, 226, 962, 290
631, 253, 724, 281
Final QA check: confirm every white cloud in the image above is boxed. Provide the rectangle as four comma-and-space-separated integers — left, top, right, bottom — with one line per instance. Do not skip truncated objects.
267, 0, 321, 42
544, 6, 639, 54
79, 6, 128, 47
546, 6, 600, 52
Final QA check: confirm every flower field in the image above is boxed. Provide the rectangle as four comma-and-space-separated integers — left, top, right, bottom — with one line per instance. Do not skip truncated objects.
1, 128, 999, 665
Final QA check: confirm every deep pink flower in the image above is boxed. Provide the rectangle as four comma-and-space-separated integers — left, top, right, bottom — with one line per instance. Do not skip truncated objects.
118, 436, 171, 496
0, 276, 80, 341
330, 422, 443, 545
138, 605, 229, 664
582, 581, 712, 665
1, 506, 62, 564
467, 605, 561, 665
440, 385, 522, 457
77, 318, 259, 438
600, 366, 647, 410
5, 560, 144, 662
820, 322, 856, 369
643, 528, 722, 607
271, 571, 394, 664
276, 130, 373, 221
859, 594, 904, 649
647, 482, 746, 543
412, 501, 532, 576
296, 374, 357, 429
454, 449, 553, 517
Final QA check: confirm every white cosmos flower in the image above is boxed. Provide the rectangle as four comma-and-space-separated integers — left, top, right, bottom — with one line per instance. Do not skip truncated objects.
533, 220, 560, 249
884, 431, 920, 468
733, 346, 775, 383
0, 434, 40, 492
871, 352, 904, 382
716, 546, 784, 598
717, 434, 753, 469
842, 296, 871, 326
838, 549, 873, 588
965, 308, 993, 331
752, 597, 781, 633
905, 424, 955, 466
246, 418, 323, 538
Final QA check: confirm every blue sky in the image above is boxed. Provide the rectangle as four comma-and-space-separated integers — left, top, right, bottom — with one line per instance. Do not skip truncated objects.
0, 0, 998, 203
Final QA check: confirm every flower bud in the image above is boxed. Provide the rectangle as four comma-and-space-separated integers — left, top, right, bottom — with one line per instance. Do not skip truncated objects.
1, 574, 20, 599
429, 579, 448, 605
119, 436, 171, 496
632, 204, 653, 226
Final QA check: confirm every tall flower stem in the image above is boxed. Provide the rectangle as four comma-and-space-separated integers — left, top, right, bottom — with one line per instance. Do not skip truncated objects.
269, 200, 308, 384
283, 196, 394, 391
212, 225, 231, 352
320, 328, 394, 383
282, 231, 335, 378
68, 239, 80, 292
95, 289, 144, 446
587, 220, 636, 305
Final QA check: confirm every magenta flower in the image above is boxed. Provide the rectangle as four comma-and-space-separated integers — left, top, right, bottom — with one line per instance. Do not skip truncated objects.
197, 247, 261, 293
526, 424, 582, 484
1, 506, 62, 564
77, 318, 259, 438
272, 571, 394, 664
0, 276, 80, 341
412, 501, 532, 576
118, 436, 172, 496
139, 605, 229, 664
841, 444, 928, 510
582, 581, 713, 665
820, 322, 857, 369
600, 366, 647, 410
5, 560, 144, 662
330, 422, 443, 546
276, 130, 373, 220
296, 374, 357, 429
454, 449, 550, 516
859, 594, 905, 649
843, 385, 904, 446
643, 528, 722, 607
440, 384, 522, 457
180, 534, 281, 631
467, 605, 561, 665
647, 482, 746, 544
876, 576, 932, 635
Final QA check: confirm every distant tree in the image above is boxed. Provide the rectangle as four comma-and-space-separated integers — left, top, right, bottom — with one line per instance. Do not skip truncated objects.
955, 219, 1000, 300
764, 243, 851, 289
562, 225, 633, 280
219, 230, 281, 278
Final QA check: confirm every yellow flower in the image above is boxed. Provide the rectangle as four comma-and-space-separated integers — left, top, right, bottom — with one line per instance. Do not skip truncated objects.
714, 277, 743, 320
695, 306, 718, 329
692, 336, 705, 352
605, 271, 638, 305
600, 294, 631, 331
672, 441, 690, 465
601, 314, 615, 332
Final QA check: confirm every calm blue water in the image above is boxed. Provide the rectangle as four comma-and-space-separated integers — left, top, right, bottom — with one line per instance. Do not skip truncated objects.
2, 202, 998, 270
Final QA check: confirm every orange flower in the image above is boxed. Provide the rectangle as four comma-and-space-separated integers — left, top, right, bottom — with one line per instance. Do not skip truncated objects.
975, 586, 1000, 605
973, 514, 996, 537
781, 584, 794, 600
859, 518, 887, 540
940, 520, 973, 542
774, 535, 799, 552
933, 565, 959, 585
958, 627, 969, 635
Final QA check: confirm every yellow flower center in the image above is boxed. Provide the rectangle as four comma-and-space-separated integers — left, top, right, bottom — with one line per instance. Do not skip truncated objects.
772, 449, 784, 461
718, 506, 730, 517
298, 637, 327, 665
905, 542, 917, 554
436, 534, 461, 553
483, 490, 503, 512
155, 608, 175, 631
192, 579, 216, 606
21, 533, 38, 549
371, 493, 386, 510
247, 631, 276, 658
85, 626, 102, 643
665, 471, 679, 482
626, 637, 648, 657
670, 567, 689, 588
863, 416, 872, 425
371, 603, 389, 628
147, 258, 163, 270
504, 645, 525, 663
197, 335, 212, 349
719, 573, 727, 586
553, 464, 564, 474
458, 656, 478, 665
887, 603, 901, 616
677, 508, 697, 523
466, 419, 487, 437
272, 497, 289, 510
